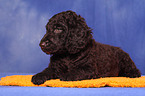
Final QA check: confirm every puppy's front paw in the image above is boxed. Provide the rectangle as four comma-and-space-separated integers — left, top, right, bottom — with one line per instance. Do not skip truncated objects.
31, 73, 47, 85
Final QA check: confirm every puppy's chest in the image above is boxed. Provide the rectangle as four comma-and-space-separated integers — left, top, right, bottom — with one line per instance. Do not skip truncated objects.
61, 56, 73, 69
52, 54, 88, 71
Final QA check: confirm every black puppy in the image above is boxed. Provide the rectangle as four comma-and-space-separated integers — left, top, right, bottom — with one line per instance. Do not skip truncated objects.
31, 10, 141, 85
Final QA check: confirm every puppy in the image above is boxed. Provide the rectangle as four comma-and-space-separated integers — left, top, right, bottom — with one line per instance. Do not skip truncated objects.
31, 10, 141, 85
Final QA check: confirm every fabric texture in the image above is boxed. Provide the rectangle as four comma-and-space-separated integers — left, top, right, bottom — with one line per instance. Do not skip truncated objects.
0, 75, 145, 88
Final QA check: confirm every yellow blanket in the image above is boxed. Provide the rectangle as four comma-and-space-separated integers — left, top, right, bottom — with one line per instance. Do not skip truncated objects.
0, 75, 145, 88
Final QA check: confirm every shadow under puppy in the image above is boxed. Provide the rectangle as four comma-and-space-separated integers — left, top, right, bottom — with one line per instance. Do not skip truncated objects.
31, 10, 141, 85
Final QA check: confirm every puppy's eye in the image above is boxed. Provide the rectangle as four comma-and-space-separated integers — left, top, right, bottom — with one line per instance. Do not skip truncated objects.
54, 29, 63, 34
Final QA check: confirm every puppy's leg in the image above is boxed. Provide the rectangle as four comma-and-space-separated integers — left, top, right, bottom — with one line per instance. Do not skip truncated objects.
31, 66, 57, 85
118, 52, 141, 78
60, 67, 99, 81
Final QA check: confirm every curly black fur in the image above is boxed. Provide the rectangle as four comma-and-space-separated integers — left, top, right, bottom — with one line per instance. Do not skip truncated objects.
31, 10, 141, 85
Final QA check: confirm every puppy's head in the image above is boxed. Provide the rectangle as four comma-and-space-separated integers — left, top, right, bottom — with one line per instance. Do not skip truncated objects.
40, 10, 92, 55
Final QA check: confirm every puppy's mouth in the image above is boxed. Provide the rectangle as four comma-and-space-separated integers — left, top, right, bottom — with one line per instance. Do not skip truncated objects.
39, 41, 58, 55
40, 46, 51, 55
46, 52, 51, 54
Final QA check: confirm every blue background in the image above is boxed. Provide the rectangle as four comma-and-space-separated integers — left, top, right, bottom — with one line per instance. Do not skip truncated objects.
0, 0, 145, 75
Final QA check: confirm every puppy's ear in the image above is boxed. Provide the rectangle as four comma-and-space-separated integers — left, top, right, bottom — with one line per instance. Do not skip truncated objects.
65, 12, 92, 54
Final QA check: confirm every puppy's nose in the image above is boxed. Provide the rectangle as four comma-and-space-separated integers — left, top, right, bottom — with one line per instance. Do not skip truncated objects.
40, 42, 46, 48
